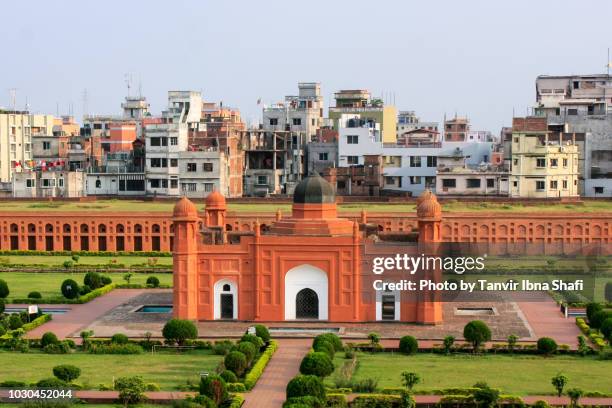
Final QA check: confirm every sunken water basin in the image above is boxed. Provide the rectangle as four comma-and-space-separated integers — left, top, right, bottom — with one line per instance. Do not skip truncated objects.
134, 305, 173, 313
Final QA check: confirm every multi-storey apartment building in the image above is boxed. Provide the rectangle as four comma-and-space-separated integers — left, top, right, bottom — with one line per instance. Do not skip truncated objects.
444, 116, 470, 142
510, 117, 579, 198
396, 111, 439, 141
13, 170, 85, 198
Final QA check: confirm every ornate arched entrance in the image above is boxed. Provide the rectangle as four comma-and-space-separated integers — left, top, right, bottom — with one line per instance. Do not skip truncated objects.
284, 264, 328, 320
296, 288, 319, 319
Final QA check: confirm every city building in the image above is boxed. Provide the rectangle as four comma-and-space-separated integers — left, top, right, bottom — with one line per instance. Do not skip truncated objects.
444, 116, 470, 141
436, 151, 509, 196
534, 74, 611, 117
323, 154, 384, 196
306, 142, 337, 175
329, 89, 398, 144
396, 111, 439, 141
510, 117, 579, 198
12, 170, 85, 198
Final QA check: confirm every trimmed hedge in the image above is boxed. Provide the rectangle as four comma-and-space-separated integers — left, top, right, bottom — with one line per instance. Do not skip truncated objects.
226, 382, 246, 393
228, 394, 245, 408
325, 393, 348, 408
351, 393, 403, 408
244, 340, 278, 390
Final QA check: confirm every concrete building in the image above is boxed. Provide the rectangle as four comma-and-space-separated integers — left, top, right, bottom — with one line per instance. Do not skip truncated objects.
306, 142, 337, 175
262, 82, 324, 140
396, 111, 439, 141
0, 110, 54, 182
444, 116, 470, 142
13, 170, 85, 198
436, 152, 509, 196
323, 154, 384, 196
178, 148, 229, 198
86, 150, 145, 196
329, 89, 398, 144
510, 117, 579, 198
534, 74, 611, 117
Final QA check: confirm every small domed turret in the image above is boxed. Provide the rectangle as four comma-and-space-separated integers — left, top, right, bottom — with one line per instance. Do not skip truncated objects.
205, 190, 226, 210
416, 190, 442, 219
173, 196, 198, 219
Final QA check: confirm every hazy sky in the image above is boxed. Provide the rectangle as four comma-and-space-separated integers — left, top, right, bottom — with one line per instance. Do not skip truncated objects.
1, 0, 611, 132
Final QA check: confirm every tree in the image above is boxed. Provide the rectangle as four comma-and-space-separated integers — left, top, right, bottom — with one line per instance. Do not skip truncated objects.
537, 337, 558, 355
473, 383, 499, 408
567, 388, 583, 408
146, 276, 160, 288
199, 374, 228, 406
401, 371, 421, 391
590, 310, 612, 329
237, 341, 257, 364
115, 376, 147, 407
0, 298, 5, 314
80, 330, 94, 351
443, 335, 455, 355
507, 334, 518, 352
367, 332, 381, 345
8, 314, 23, 330
600, 318, 612, 342
586, 302, 603, 322
71, 254, 80, 263
61, 279, 80, 299
0, 279, 9, 298
62, 260, 74, 270
53, 365, 81, 382
286, 375, 326, 402
299, 352, 334, 378
551, 373, 568, 397
399, 336, 418, 355
463, 321, 491, 353
162, 319, 198, 346
123, 272, 133, 284
41, 332, 59, 348
224, 351, 248, 377
84, 272, 102, 290
254, 324, 271, 343
312, 333, 343, 352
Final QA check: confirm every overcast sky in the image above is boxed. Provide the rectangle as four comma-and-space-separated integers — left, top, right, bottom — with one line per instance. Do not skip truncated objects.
1, 0, 611, 132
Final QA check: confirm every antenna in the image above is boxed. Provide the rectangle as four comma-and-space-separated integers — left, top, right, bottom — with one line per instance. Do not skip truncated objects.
8, 88, 17, 111
124, 73, 133, 97
82, 89, 89, 118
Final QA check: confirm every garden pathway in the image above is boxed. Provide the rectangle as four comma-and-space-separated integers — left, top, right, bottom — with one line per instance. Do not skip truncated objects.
242, 338, 311, 408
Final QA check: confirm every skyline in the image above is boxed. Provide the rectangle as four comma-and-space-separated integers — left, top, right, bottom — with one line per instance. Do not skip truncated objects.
1, 0, 611, 131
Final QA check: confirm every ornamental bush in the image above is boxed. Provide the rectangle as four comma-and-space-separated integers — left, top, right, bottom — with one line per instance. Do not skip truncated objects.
41, 332, 59, 348
220, 370, 238, 383
213, 340, 234, 355
61, 279, 80, 299
0, 298, 4, 314
84, 272, 103, 290
111, 333, 129, 344
36, 378, 67, 388
241, 333, 264, 349
283, 396, 324, 408
399, 335, 418, 355
199, 374, 228, 406
193, 395, 217, 408
0, 279, 9, 298
146, 276, 160, 288
8, 314, 23, 330
299, 352, 334, 377
463, 320, 491, 352
225, 351, 248, 377
286, 374, 326, 402
312, 333, 343, 352
80, 285, 92, 296
601, 318, 612, 342
590, 310, 612, 329
53, 364, 81, 382
586, 303, 603, 322
101, 275, 113, 286
313, 340, 335, 359
115, 376, 147, 406
254, 324, 271, 343
537, 337, 558, 355
237, 341, 257, 364
27, 291, 42, 299
162, 319, 198, 346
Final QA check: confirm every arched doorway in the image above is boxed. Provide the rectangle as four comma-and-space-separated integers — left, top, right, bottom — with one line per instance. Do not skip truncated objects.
284, 265, 328, 320
214, 279, 238, 320
296, 288, 319, 319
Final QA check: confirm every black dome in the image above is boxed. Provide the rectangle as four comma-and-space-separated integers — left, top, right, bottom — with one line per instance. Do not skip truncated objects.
293, 174, 335, 204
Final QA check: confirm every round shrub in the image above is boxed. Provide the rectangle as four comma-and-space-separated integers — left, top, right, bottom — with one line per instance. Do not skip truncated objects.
586, 303, 603, 322
61, 279, 80, 299
463, 320, 491, 351
313, 340, 335, 359
312, 333, 342, 352
399, 335, 418, 355
27, 291, 42, 299
240, 333, 264, 349
0, 299, 5, 314
37, 378, 67, 388
0, 279, 9, 298
101, 275, 112, 286
199, 374, 227, 406
237, 341, 257, 364
531, 401, 551, 408
84, 272, 103, 290
254, 324, 271, 343
286, 374, 326, 401
41, 332, 59, 348
53, 364, 81, 382
600, 318, 612, 342
590, 310, 612, 329
146, 276, 160, 288
219, 370, 238, 383
162, 319, 198, 346
284, 396, 324, 408
8, 314, 23, 330
536, 337, 558, 355
299, 352, 334, 377
224, 351, 248, 377
80, 285, 91, 296
111, 333, 129, 344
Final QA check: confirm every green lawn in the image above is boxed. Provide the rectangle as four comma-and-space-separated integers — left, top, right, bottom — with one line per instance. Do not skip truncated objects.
0, 255, 172, 266
0, 349, 221, 390
330, 352, 612, 395
0, 272, 173, 300
1, 199, 610, 213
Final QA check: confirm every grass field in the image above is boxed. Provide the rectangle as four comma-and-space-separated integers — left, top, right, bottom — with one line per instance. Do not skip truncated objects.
1, 199, 610, 213
0, 349, 221, 390
0, 271, 173, 300
329, 352, 612, 395
0, 255, 172, 266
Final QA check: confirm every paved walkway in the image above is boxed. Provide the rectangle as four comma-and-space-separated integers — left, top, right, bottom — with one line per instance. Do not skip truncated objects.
14, 289, 151, 340
243, 339, 311, 408
516, 296, 582, 347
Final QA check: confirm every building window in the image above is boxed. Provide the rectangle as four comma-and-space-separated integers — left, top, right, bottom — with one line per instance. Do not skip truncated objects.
257, 175, 268, 185
203, 163, 213, 172
58, 178, 64, 187
409, 176, 421, 185
26, 179, 35, 188
161, 179, 168, 188
41, 179, 56, 188
425, 176, 436, 187
594, 186, 604, 194
187, 163, 197, 172
269, 118, 278, 126
513, 181, 518, 187
181, 183, 197, 192
536, 180, 545, 191
410, 156, 421, 167
563, 158, 568, 167
513, 137, 519, 143
550, 180, 558, 189
385, 176, 396, 185
513, 159, 518, 166
466, 179, 481, 188
426, 156, 437, 167
204, 183, 214, 192
318, 152, 328, 161
568, 109, 578, 115
292, 118, 301, 126
337, 180, 346, 189
347, 156, 359, 165
170, 158, 178, 167
170, 179, 178, 189
486, 178, 495, 188
150, 137, 161, 146
95, 179, 102, 188
442, 179, 456, 188
347, 135, 359, 144
42, 141, 51, 150
550, 158, 558, 167
170, 137, 178, 146
150, 179, 160, 188
536, 158, 546, 168
562, 180, 568, 189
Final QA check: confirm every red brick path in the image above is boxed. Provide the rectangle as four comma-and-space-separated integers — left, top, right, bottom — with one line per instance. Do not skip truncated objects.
516, 297, 582, 347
